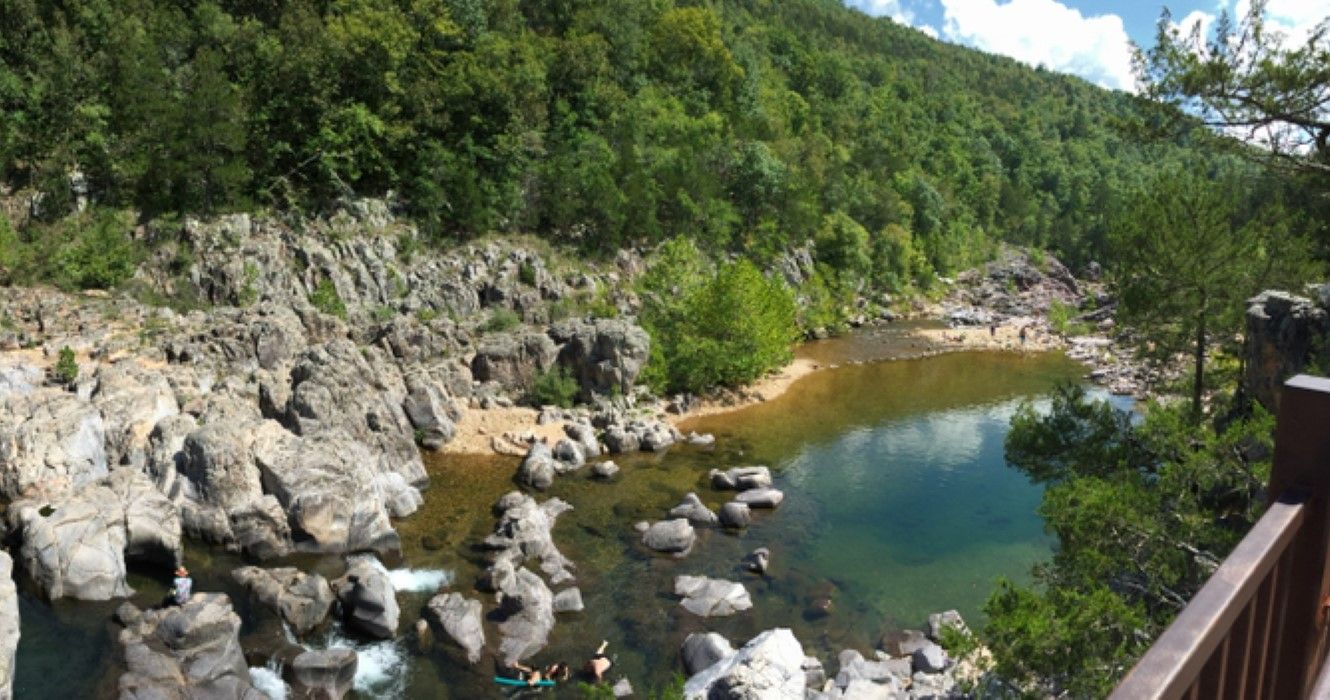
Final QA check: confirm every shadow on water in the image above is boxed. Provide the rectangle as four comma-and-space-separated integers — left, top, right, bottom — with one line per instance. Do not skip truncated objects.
14, 329, 1122, 698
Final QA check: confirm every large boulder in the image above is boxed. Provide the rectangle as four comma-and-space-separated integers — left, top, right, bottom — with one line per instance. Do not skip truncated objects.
470, 332, 558, 393
719, 502, 752, 529
401, 378, 457, 450
426, 592, 486, 664
7, 470, 182, 600
0, 552, 17, 700
332, 556, 399, 639
288, 648, 357, 700
547, 319, 651, 400
494, 567, 556, 664
117, 593, 260, 698
177, 420, 294, 559
683, 629, 808, 699
517, 442, 557, 490
0, 389, 107, 500
643, 519, 697, 556
674, 576, 752, 617
681, 632, 734, 676
232, 567, 334, 636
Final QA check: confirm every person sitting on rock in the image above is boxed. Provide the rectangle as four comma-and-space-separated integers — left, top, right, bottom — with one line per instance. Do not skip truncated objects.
584, 640, 613, 682
167, 566, 192, 606
512, 661, 568, 686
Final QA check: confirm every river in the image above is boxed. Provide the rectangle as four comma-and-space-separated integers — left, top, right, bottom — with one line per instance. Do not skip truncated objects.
12, 325, 1129, 698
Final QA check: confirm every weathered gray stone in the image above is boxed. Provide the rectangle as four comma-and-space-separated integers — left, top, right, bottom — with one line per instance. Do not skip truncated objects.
591, 460, 620, 479
681, 632, 734, 676
734, 487, 784, 508
232, 567, 334, 636
0, 552, 17, 700
333, 556, 399, 639
495, 567, 555, 664
926, 609, 969, 641
517, 442, 557, 490
643, 519, 696, 556
117, 593, 259, 699
673, 576, 752, 617
683, 629, 807, 699
427, 592, 485, 665
289, 648, 357, 700
471, 332, 558, 392
0, 389, 107, 500
719, 502, 752, 529
911, 642, 949, 674
669, 493, 719, 526
553, 587, 584, 613
547, 319, 651, 400
710, 466, 772, 491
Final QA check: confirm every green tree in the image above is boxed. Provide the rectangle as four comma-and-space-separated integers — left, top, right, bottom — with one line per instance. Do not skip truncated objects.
1111, 164, 1306, 419
54, 346, 79, 386
1134, 1, 1330, 176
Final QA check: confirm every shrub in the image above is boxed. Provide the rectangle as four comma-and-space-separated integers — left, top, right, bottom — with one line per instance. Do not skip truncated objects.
518, 260, 538, 286
372, 305, 396, 322
1048, 299, 1090, 336
482, 308, 521, 333
416, 307, 439, 323
309, 278, 347, 319
640, 253, 798, 394
238, 262, 260, 306
51, 210, 142, 290
54, 346, 78, 386
530, 366, 579, 407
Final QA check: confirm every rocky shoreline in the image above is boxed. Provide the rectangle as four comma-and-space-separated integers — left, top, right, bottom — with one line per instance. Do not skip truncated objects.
0, 204, 1201, 698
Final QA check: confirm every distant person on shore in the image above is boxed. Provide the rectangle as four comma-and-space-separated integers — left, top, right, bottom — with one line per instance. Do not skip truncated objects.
989, 323, 997, 338
585, 640, 613, 682
1018, 326, 1028, 346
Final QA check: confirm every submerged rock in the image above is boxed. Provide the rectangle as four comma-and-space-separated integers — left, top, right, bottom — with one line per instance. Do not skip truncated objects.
232, 566, 334, 636
427, 592, 485, 665
746, 547, 771, 575
553, 587, 585, 613
591, 460, 620, 479
117, 593, 258, 698
332, 556, 399, 639
673, 576, 752, 617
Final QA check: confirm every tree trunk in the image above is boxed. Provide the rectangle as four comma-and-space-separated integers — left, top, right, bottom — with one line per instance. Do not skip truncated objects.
1192, 310, 1206, 421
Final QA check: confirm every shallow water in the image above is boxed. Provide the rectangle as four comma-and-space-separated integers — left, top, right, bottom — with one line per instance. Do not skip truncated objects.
12, 327, 1122, 698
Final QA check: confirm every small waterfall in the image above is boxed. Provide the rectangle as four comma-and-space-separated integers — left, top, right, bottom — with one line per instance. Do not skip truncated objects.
325, 633, 410, 699
365, 558, 452, 594
249, 657, 288, 700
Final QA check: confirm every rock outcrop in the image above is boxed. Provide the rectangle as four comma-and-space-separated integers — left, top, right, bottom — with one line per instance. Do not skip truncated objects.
116, 593, 260, 698
681, 632, 734, 676
643, 519, 697, 556
0, 552, 17, 700
1243, 288, 1330, 410
669, 493, 719, 526
6, 469, 181, 600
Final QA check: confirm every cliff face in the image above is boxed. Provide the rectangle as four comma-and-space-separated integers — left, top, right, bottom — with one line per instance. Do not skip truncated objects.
1243, 286, 1330, 410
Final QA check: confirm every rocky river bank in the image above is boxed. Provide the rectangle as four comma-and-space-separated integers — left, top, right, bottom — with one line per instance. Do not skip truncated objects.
2, 201, 1284, 698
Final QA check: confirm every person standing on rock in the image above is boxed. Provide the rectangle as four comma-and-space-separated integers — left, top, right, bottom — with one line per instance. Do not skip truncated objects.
168, 566, 192, 606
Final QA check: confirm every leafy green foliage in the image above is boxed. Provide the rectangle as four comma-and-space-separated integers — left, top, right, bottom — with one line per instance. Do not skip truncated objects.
0, 0, 1282, 273
530, 366, 579, 408
986, 386, 1277, 694
639, 239, 798, 394
54, 346, 78, 386
482, 308, 521, 333
1046, 300, 1088, 336
309, 278, 347, 319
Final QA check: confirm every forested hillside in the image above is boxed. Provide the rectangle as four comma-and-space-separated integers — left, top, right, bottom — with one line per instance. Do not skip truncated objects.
0, 0, 1247, 282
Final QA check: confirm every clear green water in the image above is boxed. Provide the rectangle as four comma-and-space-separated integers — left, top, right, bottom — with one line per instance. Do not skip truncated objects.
12, 330, 1115, 698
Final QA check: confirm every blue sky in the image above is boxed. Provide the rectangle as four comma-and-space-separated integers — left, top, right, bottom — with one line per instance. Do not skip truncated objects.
842, 0, 1329, 92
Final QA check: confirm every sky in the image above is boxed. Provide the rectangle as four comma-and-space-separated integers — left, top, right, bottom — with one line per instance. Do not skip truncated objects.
842, 0, 1330, 92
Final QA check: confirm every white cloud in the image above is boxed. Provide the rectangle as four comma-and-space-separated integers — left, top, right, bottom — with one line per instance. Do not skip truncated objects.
1239, 0, 1329, 46
937, 0, 1136, 91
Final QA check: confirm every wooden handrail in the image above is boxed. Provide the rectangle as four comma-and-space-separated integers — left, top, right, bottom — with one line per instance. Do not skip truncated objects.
1109, 494, 1305, 699
1111, 374, 1330, 699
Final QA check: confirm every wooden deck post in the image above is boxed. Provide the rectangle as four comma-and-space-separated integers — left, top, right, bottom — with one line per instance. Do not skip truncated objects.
1266, 375, 1330, 699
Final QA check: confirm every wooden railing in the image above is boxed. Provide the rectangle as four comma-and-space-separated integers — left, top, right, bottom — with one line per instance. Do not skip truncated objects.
1112, 375, 1330, 699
